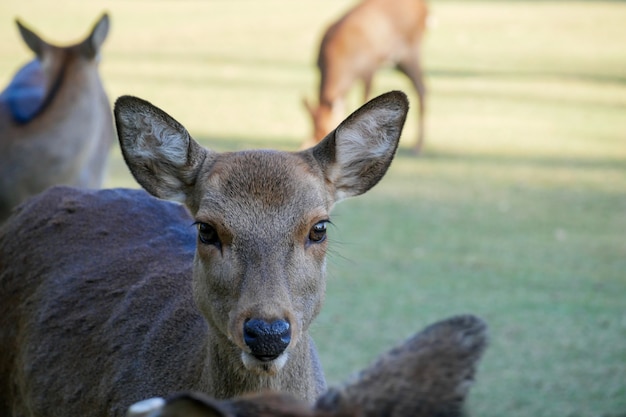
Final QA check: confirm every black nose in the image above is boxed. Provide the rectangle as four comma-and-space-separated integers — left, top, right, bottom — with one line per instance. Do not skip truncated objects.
243, 319, 291, 361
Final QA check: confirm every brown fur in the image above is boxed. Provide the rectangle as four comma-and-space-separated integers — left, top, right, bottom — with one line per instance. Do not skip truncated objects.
128, 315, 488, 417
0, 13, 114, 223
0, 91, 409, 416
303, 0, 428, 153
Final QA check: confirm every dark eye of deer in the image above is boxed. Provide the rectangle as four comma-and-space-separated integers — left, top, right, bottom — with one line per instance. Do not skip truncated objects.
196, 222, 220, 247
309, 221, 328, 243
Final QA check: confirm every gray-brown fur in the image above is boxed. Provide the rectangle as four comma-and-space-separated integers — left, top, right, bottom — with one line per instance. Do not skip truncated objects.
0, 91, 409, 416
127, 315, 488, 417
303, 0, 428, 153
0, 13, 114, 223
316, 314, 487, 417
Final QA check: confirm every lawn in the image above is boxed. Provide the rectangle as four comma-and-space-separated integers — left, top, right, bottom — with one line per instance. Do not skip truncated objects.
1, 1, 625, 416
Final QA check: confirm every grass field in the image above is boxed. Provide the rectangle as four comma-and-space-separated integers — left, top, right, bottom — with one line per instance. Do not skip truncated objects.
1, 1, 625, 416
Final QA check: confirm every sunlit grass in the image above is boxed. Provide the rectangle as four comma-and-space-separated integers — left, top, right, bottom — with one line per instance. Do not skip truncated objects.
1, 1, 625, 416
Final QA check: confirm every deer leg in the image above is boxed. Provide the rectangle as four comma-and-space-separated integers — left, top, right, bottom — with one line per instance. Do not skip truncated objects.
397, 54, 426, 154
362, 73, 374, 102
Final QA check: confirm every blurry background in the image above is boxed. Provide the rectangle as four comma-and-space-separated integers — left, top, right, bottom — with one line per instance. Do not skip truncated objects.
1, 1, 624, 416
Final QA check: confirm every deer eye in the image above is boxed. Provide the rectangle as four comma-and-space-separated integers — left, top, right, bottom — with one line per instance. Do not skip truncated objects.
308, 221, 329, 244
195, 222, 221, 247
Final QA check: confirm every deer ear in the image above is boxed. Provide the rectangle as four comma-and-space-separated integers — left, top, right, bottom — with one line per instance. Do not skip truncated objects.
114, 95, 210, 204
315, 315, 488, 417
79, 12, 110, 58
159, 393, 233, 417
308, 90, 408, 202
15, 19, 45, 57
126, 397, 166, 417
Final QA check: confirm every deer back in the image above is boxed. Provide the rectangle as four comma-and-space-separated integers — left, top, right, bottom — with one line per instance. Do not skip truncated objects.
0, 186, 202, 417
0, 13, 113, 223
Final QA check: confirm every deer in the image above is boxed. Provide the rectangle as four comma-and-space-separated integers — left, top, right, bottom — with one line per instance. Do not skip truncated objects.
0, 13, 114, 224
303, 0, 428, 154
127, 314, 489, 417
0, 90, 409, 417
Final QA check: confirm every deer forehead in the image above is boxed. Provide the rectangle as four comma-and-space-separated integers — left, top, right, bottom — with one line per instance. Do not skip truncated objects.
196, 150, 331, 233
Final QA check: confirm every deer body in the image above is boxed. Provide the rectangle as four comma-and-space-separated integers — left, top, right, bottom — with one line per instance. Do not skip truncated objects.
304, 0, 428, 153
0, 14, 113, 223
0, 91, 409, 417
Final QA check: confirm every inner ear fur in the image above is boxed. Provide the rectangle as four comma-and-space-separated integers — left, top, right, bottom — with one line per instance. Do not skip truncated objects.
114, 95, 209, 205
307, 90, 409, 202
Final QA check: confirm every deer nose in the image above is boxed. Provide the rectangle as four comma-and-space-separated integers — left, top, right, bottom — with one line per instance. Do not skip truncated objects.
243, 318, 291, 361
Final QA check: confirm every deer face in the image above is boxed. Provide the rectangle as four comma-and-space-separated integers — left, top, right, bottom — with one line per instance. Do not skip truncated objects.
115, 91, 408, 376
191, 151, 331, 373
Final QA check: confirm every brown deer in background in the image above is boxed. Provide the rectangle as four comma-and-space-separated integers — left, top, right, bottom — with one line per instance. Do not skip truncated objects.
0, 13, 114, 223
303, 0, 428, 154
128, 315, 489, 417
0, 91, 409, 417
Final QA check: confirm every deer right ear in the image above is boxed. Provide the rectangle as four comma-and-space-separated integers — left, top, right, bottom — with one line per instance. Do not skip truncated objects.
79, 12, 110, 59
315, 315, 488, 417
308, 90, 408, 203
114, 95, 210, 205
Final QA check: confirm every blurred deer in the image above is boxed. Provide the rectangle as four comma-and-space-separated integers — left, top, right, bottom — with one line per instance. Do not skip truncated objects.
128, 315, 489, 417
0, 13, 114, 223
303, 0, 428, 154
0, 91, 409, 416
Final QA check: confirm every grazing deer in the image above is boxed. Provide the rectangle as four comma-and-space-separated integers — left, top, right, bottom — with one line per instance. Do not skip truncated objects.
0, 91, 409, 417
303, 0, 428, 154
0, 13, 114, 223
128, 314, 489, 417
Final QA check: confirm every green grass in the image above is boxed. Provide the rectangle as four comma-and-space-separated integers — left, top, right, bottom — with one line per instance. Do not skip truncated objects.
1, 1, 625, 416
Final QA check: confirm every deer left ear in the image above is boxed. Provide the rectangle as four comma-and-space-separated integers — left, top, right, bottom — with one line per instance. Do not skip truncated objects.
15, 19, 45, 57
126, 393, 234, 417
126, 397, 166, 417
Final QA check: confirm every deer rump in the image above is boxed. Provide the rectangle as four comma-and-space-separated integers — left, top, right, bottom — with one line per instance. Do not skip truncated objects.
0, 186, 200, 416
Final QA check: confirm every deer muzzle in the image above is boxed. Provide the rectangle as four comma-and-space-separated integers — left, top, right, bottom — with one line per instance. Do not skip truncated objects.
243, 318, 291, 361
